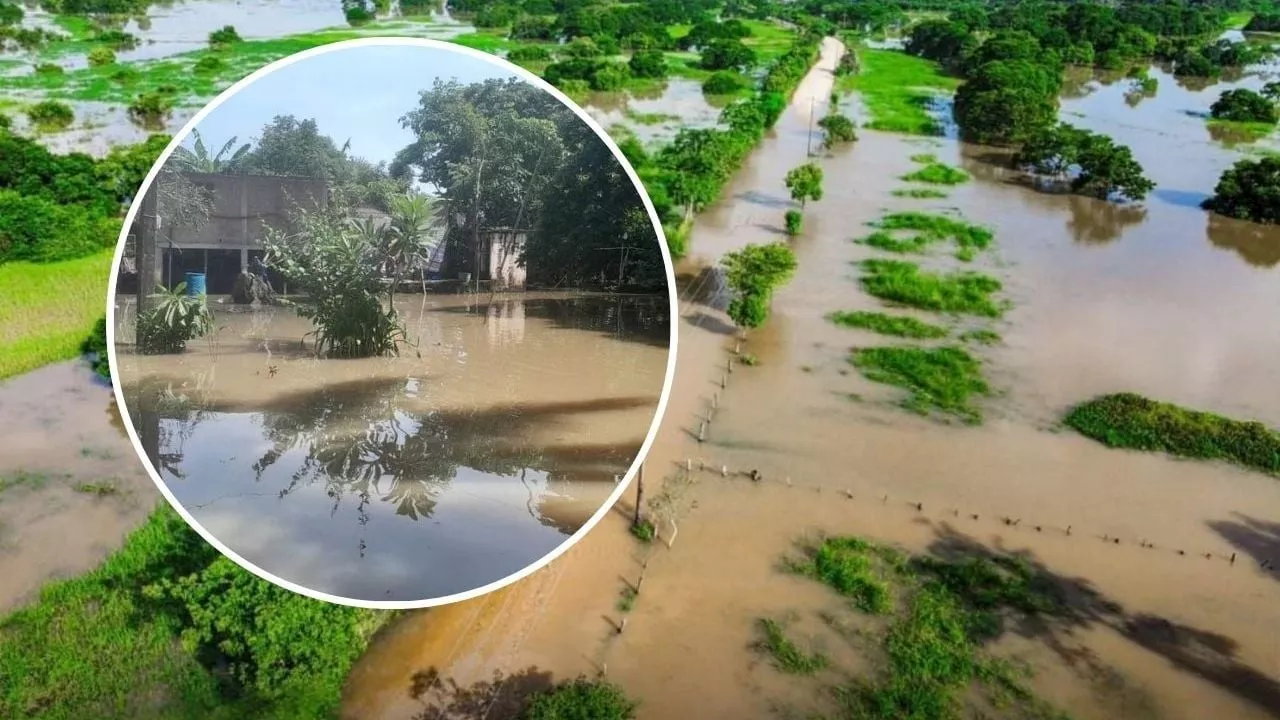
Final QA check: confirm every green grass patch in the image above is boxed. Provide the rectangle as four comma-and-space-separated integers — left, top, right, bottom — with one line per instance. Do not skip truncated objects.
740, 19, 797, 65
74, 481, 118, 495
754, 618, 828, 675
828, 310, 948, 339
787, 536, 1065, 718
902, 162, 970, 185
616, 586, 637, 613
909, 153, 938, 164
892, 186, 949, 199
1207, 118, 1276, 146
788, 536, 901, 614
1063, 393, 1280, 476
867, 212, 992, 261
0, 251, 114, 381
837, 48, 960, 136
0, 470, 51, 494
623, 108, 679, 125
959, 328, 1002, 346
851, 345, 990, 423
0, 506, 392, 720
1226, 11, 1255, 29
630, 519, 656, 543
860, 259, 1005, 317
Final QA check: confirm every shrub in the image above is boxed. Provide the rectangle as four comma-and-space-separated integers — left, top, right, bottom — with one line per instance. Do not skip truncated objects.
628, 49, 667, 78
784, 208, 802, 235
82, 316, 110, 380
723, 242, 798, 330
700, 38, 756, 71
0, 191, 116, 263
95, 29, 137, 50
590, 62, 630, 91
508, 45, 551, 63
520, 677, 638, 720
87, 46, 116, 67
135, 284, 213, 354
193, 54, 224, 74
702, 70, 747, 95
1210, 88, 1278, 124
128, 91, 174, 125
208, 25, 241, 46
345, 4, 374, 24
33, 62, 64, 75
818, 112, 857, 144
26, 100, 74, 130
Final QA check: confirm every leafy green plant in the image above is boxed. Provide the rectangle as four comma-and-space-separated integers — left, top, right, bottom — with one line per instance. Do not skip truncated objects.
193, 54, 225, 74
703, 70, 748, 95
784, 208, 802, 235
818, 111, 857, 144
208, 25, 241, 47
520, 677, 638, 720
785, 162, 824, 209
851, 345, 991, 423
81, 315, 110, 380
828, 310, 948, 339
723, 242, 798, 330
1203, 156, 1280, 223
755, 618, 828, 674
902, 162, 969, 185
87, 46, 116, 67
136, 283, 213, 354
26, 100, 74, 130
630, 519, 655, 543
860, 259, 1005, 317
128, 90, 174, 127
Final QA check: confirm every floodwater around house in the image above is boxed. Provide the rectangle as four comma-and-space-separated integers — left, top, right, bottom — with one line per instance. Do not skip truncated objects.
111, 292, 670, 602
341, 38, 1280, 720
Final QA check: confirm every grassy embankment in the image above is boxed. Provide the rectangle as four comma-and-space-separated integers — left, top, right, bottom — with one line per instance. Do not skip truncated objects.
1064, 393, 1280, 476
0, 250, 112, 380
837, 47, 960, 136
0, 507, 393, 720
753, 536, 1067, 718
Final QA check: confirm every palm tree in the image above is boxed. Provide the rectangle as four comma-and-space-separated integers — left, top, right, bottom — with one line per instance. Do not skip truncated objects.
171, 129, 250, 173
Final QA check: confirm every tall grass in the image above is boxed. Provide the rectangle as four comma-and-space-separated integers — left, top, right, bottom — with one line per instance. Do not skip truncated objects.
903, 162, 970, 185
837, 48, 960, 136
754, 618, 828, 674
859, 259, 1005, 317
1064, 393, 1280, 476
828, 310, 948, 339
0, 251, 112, 380
851, 345, 991, 423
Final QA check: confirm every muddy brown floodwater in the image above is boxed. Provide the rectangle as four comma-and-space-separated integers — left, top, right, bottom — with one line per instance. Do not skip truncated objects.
0, 362, 155, 613
340, 37, 1280, 720
112, 292, 670, 602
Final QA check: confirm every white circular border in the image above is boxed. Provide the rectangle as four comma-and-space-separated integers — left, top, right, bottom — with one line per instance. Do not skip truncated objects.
105, 36, 680, 610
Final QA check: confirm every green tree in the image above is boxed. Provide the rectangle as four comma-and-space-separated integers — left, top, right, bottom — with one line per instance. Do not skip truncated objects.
784, 162, 823, 209
723, 242, 798, 330
1202, 156, 1280, 224
628, 49, 667, 78
955, 59, 1060, 146
700, 39, 756, 72
170, 128, 251, 173
1263, 82, 1280, 102
240, 115, 349, 178
1073, 134, 1154, 202
818, 112, 857, 145
1210, 89, 1278, 124
520, 677, 638, 720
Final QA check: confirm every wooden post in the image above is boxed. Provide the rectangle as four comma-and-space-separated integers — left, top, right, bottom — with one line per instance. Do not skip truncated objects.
632, 464, 644, 529
135, 184, 160, 317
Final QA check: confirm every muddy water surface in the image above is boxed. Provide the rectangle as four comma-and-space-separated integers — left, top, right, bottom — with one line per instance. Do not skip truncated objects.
586, 78, 726, 147
341, 37, 1280, 720
0, 362, 154, 613
113, 292, 670, 602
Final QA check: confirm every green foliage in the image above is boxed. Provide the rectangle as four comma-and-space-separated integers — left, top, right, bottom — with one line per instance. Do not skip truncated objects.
628, 48, 667, 78
127, 89, 175, 125
26, 100, 74, 130
136, 284, 213, 355
87, 46, 116, 67
508, 45, 552, 63
1210, 88, 1278, 125
892, 186, 948, 199
903, 162, 969, 185
818, 111, 857, 144
755, 618, 828, 675
784, 162, 823, 207
0, 507, 389, 719
33, 62, 64, 76
194, 54, 226, 74
0, 191, 118, 263
839, 48, 960, 136
0, 251, 114, 380
723, 242, 798, 330
872, 212, 993, 259
81, 315, 109, 380
959, 328, 1002, 346
790, 536, 897, 614
1203, 156, 1280, 224
702, 70, 748, 95
630, 519, 655, 543
784, 208, 802, 235
1016, 122, 1155, 202
1064, 393, 1280, 476
828, 310, 948, 339
851, 345, 991, 423
208, 25, 241, 47
520, 677, 638, 720
860, 259, 1005, 317
955, 59, 1061, 146
699, 38, 757, 71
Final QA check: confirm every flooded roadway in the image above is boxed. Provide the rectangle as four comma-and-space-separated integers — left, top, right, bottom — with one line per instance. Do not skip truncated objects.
112, 292, 670, 602
340, 37, 1280, 720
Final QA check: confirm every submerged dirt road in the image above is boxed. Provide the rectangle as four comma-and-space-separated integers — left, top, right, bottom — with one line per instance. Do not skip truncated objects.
341, 36, 1280, 720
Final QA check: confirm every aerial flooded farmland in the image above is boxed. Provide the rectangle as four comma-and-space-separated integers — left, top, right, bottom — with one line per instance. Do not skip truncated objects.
2, 1, 1279, 719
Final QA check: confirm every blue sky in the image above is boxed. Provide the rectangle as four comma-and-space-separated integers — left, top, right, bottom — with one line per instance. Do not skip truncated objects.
184, 43, 521, 167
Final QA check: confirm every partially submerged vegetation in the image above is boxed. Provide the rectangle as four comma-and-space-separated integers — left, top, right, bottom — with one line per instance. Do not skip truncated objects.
902, 161, 969, 186
1203, 156, 1280, 224
851, 345, 991, 423
723, 242, 799, 330
871, 211, 993, 261
828, 310, 948, 339
754, 617, 828, 675
0, 251, 115, 380
778, 535, 1066, 718
1064, 393, 1280, 476
837, 47, 959, 136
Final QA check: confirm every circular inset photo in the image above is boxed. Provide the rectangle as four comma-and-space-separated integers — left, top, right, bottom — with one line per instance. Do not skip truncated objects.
106, 38, 676, 608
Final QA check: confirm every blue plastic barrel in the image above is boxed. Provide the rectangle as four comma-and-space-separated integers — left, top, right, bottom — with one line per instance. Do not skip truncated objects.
184, 272, 207, 297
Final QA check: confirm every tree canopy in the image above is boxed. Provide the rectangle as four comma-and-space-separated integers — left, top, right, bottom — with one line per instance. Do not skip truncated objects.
1210, 88, 1279, 125
1203, 157, 1280, 225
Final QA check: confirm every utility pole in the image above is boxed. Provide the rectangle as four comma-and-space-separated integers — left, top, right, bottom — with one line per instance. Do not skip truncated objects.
135, 183, 160, 318
806, 97, 816, 157
632, 463, 644, 529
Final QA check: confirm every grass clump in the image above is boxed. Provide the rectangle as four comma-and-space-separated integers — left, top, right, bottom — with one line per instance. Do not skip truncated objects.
739, 352, 760, 366
754, 618, 828, 675
859, 259, 1005, 318
892, 186, 949, 199
836, 48, 960, 136
0, 507, 391, 720
630, 519, 656, 543
789, 536, 899, 614
877, 212, 991, 253
828, 310, 948, 339
26, 99, 74, 130
851, 345, 991, 423
790, 536, 1066, 718
1063, 393, 1280, 476
0, 470, 49, 494
902, 162, 970, 185
75, 481, 117, 495
859, 229, 932, 254
959, 328, 1002, 346
616, 586, 637, 613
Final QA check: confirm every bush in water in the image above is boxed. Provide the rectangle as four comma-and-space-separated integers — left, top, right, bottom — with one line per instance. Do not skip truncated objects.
784, 208, 802, 235
135, 284, 213, 354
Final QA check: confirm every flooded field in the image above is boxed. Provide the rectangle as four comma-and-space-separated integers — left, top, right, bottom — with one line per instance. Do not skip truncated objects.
0, 362, 154, 613
112, 292, 670, 602
339, 38, 1280, 720
586, 78, 728, 147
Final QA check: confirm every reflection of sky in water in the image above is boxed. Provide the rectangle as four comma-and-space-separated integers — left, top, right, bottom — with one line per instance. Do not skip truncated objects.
159, 411, 597, 600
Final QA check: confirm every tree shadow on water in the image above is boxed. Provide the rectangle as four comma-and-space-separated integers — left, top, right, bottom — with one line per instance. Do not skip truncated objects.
924, 523, 1280, 719
1209, 513, 1280, 577
409, 666, 554, 720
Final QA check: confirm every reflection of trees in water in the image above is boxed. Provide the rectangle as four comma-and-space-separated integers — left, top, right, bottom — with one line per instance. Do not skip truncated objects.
1065, 195, 1149, 245
453, 295, 670, 346
1206, 121, 1272, 146
1207, 213, 1280, 268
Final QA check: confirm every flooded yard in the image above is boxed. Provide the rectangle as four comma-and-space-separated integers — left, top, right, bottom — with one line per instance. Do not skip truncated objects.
112, 292, 670, 602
